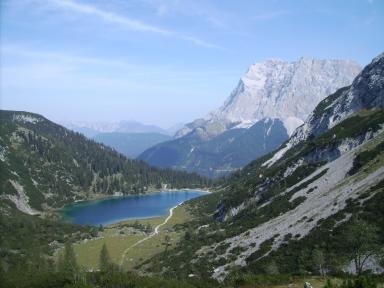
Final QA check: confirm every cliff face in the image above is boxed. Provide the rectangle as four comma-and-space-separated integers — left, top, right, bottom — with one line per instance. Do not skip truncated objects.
176, 57, 361, 139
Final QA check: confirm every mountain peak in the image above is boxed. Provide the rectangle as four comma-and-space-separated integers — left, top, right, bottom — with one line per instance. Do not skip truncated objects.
176, 57, 361, 139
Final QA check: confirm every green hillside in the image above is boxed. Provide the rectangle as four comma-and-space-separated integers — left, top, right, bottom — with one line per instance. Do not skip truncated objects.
0, 110, 211, 211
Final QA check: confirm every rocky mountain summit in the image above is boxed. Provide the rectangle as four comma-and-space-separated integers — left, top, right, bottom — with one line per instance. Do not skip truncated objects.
176, 57, 361, 139
140, 57, 361, 177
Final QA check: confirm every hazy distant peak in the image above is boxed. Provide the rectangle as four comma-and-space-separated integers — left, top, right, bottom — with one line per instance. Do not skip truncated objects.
61, 120, 171, 137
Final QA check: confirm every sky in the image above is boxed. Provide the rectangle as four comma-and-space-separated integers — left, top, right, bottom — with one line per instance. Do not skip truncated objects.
1, 0, 383, 128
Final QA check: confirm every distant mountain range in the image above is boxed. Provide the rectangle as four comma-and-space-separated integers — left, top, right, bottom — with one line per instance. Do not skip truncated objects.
61, 120, 179, 138
139, 57, 361, 177
61, 120, 181, 157
93, 132, 171, 158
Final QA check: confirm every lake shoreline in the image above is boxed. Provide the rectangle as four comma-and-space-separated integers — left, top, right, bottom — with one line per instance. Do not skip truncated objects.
60, 189, 209, 226
65, 188, 211, 207
70, 187, 212, 204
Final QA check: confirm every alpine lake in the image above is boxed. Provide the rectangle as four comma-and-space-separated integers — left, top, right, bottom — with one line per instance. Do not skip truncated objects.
61, 190, 208, 226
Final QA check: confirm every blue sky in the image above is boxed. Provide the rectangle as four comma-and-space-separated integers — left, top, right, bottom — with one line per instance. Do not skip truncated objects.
1, 0, 383, 127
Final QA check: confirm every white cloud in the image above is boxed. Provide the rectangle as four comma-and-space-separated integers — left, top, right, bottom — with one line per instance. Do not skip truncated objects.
181, 36, 223, 49
46, 0, 220, 48
51, 0, 171, 34
142, 0, 228, 28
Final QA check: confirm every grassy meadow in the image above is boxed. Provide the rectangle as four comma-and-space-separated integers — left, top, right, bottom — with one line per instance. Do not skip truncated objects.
70, 204, 192, 271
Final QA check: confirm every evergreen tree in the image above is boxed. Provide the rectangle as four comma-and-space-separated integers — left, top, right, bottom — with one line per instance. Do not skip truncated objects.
0, 262, 6, 288
312, 248, 325, 275
296, 251, 307, 275
164, 235, 171, 253
61, 242, 78, 277
265, 260, 279, 275
57, 251, 65, 272
145, 223, 152, 234
99, 243, 111, 272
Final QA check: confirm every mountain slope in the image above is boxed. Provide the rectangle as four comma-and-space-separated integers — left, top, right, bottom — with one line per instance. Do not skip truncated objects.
139, 118, 288, 177
0, 110, 211, 213
93, 132, 171, 158
141, 53, 384, 280
140, 57, 361, 177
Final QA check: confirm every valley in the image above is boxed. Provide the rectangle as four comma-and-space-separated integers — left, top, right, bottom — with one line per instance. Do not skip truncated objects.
1, 14, 383, 286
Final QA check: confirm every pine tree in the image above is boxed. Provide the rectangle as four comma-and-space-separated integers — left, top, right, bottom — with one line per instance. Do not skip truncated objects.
164, 235, 171, 253
265, 260, 279, 275
99, 243, 111, 272
61, 242, 78, 277
57, 250, 64, 272
312, 248, 325, 275
0, 261, 6, 288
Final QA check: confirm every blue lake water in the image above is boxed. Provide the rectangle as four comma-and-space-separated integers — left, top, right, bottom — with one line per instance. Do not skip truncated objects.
61, 190, 208, 226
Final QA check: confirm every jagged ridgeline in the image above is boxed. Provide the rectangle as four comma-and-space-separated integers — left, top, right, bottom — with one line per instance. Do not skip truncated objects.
0, 110, 211, 212
141, 53, 384, 280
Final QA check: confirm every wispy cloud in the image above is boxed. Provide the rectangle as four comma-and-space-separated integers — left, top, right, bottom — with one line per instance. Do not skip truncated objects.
181, 36, 222, 49
46, 0, 220, 48
142, 0, 228, 28
51, 0, 171, 34
252, 10, 291, 20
